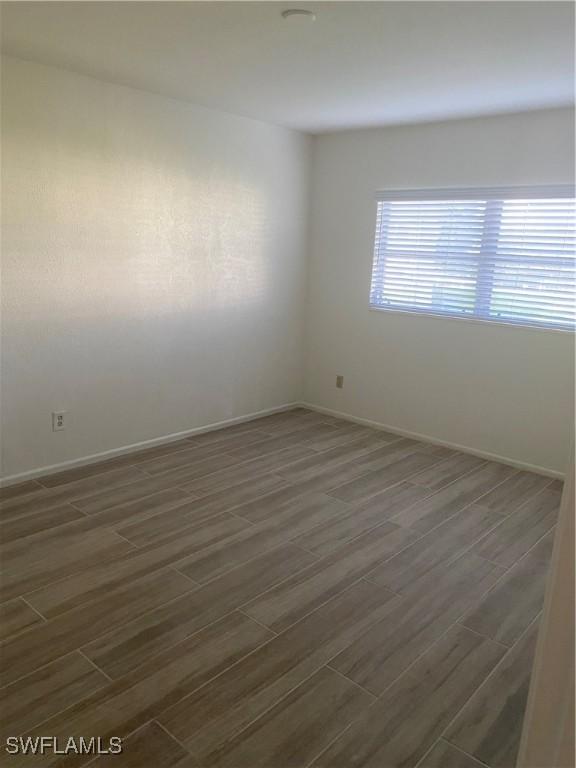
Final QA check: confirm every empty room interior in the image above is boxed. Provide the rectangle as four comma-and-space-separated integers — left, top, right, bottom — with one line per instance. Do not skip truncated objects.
1, 2, 575, 767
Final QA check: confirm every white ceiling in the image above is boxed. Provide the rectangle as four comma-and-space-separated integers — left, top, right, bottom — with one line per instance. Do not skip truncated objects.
1, 1, 574, 133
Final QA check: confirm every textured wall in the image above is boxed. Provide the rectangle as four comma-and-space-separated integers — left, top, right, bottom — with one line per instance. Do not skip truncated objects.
304, 109, 575, 474
1, 56, 310, 477
2, 56, 573, 479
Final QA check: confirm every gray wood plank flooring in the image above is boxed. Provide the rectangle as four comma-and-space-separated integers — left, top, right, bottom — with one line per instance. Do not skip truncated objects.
0, 408, 560, 767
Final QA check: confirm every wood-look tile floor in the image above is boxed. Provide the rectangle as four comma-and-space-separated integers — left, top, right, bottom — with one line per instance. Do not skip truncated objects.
0, 408, 563, 767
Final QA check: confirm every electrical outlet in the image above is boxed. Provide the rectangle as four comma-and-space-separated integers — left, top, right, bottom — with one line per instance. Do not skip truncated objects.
336, 375, 344, 389
52, 411, 67, 431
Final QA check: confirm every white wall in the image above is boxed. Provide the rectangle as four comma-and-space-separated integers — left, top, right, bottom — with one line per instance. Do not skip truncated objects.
1, 56, 310, 478
2, 58, 573, 480
304, 109, 575, 474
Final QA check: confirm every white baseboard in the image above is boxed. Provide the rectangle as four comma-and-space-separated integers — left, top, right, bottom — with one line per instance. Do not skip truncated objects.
2, 399, 564, 486
0, 402, 301, 487
299, 401, 565, 480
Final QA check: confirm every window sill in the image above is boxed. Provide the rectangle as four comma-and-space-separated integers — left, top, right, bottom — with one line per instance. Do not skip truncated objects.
368, 305, 575, 334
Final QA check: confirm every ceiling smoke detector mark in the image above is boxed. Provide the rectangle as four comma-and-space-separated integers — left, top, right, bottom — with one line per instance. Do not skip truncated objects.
281, 9, 316, 23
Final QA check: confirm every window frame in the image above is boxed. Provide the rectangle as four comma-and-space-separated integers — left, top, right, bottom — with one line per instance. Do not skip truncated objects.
369, 185, 576, 333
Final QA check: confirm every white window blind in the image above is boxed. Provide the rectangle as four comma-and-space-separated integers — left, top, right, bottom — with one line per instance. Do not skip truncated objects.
370, 186, 576, 330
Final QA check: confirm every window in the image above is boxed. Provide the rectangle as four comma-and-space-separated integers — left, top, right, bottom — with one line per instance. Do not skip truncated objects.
369, 186, 576, 330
